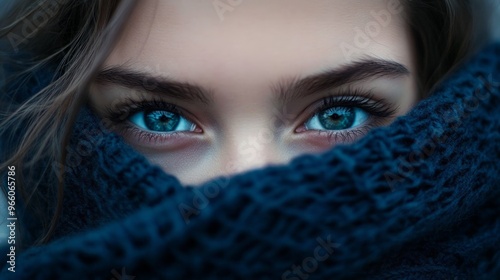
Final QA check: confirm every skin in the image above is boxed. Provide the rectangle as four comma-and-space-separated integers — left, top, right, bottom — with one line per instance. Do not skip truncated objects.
89, 0, 418, 186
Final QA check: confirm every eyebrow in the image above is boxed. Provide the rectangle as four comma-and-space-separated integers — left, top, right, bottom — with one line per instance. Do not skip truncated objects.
96, 58, 409, 106
271, 58, 410, 107
96, 67, 214, 104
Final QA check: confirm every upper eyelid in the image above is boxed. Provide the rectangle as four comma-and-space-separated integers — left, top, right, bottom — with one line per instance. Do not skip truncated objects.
301, 90, 396, 117
316, 95, 398, 117
103, 98, 190, 125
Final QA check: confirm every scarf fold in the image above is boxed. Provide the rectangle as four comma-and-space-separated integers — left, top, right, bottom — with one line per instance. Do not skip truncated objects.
2, 43, 500, 279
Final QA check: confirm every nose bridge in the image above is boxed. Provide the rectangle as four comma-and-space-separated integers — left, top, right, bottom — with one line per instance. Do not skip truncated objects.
223, 125, 281, 173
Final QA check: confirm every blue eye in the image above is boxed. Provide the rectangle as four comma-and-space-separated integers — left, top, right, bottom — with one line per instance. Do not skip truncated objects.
129, 110, 196, 132
304, 107, 368, 131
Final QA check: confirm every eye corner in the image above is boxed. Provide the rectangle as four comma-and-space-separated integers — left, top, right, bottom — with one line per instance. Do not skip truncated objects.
294, 124, 307, 133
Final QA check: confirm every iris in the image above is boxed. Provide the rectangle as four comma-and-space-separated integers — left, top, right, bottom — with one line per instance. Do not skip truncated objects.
129, 110, 196, 132
318, 107, 355, 130
144, 111, 179, 132
304, 107, 368, 131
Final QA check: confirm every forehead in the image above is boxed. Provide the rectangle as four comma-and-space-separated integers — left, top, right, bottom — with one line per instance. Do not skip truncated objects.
106, 0, 411, 89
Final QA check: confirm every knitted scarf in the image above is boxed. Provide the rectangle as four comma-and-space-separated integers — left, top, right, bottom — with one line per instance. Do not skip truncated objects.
2, 43, 500, 279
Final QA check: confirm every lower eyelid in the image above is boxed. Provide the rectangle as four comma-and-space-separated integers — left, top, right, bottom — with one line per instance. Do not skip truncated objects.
113, 122, 203, 147
291, 128, 370, 149
308, 127, 372, 143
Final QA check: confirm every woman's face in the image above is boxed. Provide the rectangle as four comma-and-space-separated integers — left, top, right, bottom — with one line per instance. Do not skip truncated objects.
90, 0, 417, 185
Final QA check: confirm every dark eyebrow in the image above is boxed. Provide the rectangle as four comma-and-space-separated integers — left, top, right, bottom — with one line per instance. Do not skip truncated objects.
95, 67, 213, 104
272, 58, 410, 107
96, 58, 408, 107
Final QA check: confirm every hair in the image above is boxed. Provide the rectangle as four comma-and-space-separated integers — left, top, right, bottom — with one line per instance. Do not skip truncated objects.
0, 0, 476, 246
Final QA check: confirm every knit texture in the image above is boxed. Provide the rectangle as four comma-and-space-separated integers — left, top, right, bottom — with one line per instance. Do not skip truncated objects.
1, 43, 500, 279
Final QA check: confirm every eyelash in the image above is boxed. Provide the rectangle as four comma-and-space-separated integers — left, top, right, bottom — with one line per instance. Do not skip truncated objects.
317, 89, 397, 118
102, 90, 397, 144
104, 98, 181, 121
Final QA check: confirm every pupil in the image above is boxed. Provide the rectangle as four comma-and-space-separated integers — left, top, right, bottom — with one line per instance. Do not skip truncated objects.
330, 113, 341, 120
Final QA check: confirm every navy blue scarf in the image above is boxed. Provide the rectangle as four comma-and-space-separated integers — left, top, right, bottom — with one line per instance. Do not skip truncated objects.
2, 43, 500, 279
